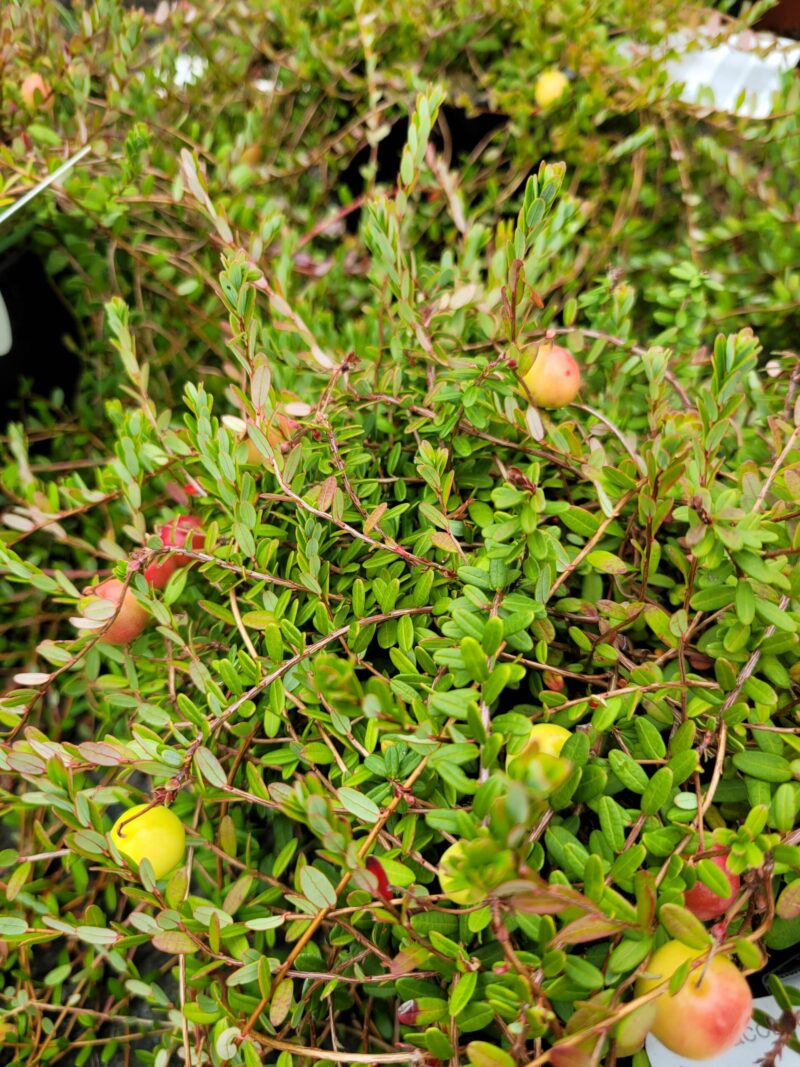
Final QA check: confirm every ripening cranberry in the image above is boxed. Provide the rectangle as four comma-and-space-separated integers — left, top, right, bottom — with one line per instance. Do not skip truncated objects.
522, 343, 581, 409
144, 515, 203, 589
21, 73, 53, 109
636, 941, 752, 1059
684, 850, 741, 921
91, 579, 149, 645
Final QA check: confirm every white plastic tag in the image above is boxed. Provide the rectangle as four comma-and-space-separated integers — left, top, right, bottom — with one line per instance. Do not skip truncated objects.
646, 991, 800, 1067
0, 290, 11, 357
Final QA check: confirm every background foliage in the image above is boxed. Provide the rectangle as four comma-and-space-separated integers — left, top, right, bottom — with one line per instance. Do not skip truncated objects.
1, 1, 800, 1065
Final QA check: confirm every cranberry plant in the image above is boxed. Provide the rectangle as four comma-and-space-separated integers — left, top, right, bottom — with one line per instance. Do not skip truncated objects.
1, 3, 800, 1067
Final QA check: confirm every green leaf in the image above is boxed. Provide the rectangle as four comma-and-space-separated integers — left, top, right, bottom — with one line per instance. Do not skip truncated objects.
607, 936, 652, 974
76, 925, 119, 946
770, 783, 798, 833
194, 746, 228, 788
467, 1042, 516, 1067
337, 787, 380, 824
735, 938, 765, 970
449, 971, 477, 1017
732, 751, 792, 783
245, 915, 286, 931
299, 866, 337, 910
242, 1039, 263, 1067
690, 585, 736, 611
425, 1027, 454, 1059
27, 123, 62, 146
755, 599, 796, 632
564, 955, 605, 990
668, 749, 698, 785
561, 507, 601, 537
659, 903, 712, 949
641, 767, 674, 815
735, 581, 755, 625
482, 616, 504, 656
6, 861, 30, 902
608, 751, 648, 793
461, 636, 489, 681
597, 796, 627, 853
695, 859, 733, 899
635, 718, 666, 759
429, 688, 477, 719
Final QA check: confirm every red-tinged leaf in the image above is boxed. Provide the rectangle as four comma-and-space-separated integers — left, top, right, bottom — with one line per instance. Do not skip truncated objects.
364, 502, 387, 534
77, 741, 125, 766
550, 1044, 594, 1067
430, 530, 459, 554
315, 475, 337, 513
550, 914, 623, 947
269, 977, 293, 1027
151, 931, 197, 955
365, 856, 392, 902
495, 878, 590, 914
219, 814, 237, 858
6, 751, 46, 776
388, 946, 430, 977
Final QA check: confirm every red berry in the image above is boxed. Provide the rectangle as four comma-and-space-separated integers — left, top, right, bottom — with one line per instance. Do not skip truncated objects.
144, 515, 203, 589
684, 850, 740, 921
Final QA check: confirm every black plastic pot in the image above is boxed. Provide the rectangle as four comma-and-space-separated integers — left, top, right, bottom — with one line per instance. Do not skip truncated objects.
0, 238, 79, 428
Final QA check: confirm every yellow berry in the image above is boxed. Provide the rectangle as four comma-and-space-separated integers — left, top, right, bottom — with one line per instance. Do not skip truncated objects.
534, 69, 569, 109
110, 804, 186, 879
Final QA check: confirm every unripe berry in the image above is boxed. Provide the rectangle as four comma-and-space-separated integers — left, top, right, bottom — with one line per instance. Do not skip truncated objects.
507, 722, 571, 772
635, 941, 752, 1059
534, 69, 569, 108
110, 804, 186, 879
522, 343, 581, 409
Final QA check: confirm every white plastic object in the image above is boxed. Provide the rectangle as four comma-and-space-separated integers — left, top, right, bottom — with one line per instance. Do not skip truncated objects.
620, 25, 800, 119
0, 291, 12, 357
